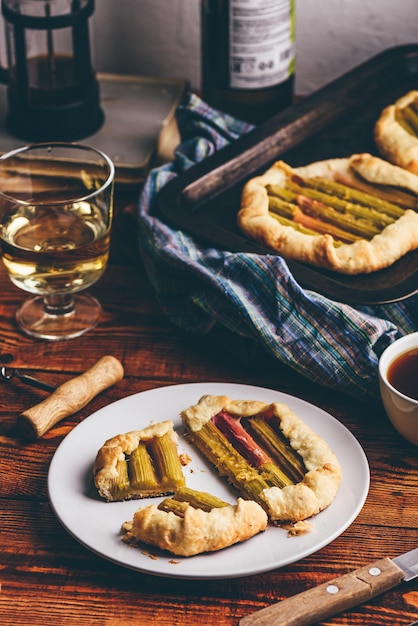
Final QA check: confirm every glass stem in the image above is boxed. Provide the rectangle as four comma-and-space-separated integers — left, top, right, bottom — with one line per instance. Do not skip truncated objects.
43, 294, 75, 317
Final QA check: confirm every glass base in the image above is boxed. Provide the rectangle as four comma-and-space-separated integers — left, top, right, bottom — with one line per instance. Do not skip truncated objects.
16, 293, 102, 341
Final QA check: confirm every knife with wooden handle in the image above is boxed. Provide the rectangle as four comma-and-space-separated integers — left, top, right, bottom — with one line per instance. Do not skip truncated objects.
240, 548, 418, 626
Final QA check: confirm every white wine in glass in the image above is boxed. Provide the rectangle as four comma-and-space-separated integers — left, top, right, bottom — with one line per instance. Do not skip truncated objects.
0, 142, 115, 340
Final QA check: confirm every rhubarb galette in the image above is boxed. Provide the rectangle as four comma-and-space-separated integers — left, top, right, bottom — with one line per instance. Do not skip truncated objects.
375, 90, 418, 175
181, 395, 342, 523
122, 487, 268, 556
93, 421, 186, 502
238, 152, 418, 274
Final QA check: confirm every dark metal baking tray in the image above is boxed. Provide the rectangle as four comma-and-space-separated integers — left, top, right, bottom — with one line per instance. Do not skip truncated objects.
158, 45, 418, 305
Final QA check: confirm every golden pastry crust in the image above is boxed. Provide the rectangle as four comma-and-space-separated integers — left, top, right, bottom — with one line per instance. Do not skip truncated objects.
122, 497, 268, 557
238, 153, 418, 274
375, 90, 418, 175
181, 395, 342, 523
93, 421, 185, 502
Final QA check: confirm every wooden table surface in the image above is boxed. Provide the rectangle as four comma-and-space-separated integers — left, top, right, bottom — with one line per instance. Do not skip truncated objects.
0, 202, 417, 626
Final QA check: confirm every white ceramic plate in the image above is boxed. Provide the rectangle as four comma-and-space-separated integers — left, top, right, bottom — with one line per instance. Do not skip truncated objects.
48, 382, 370, 580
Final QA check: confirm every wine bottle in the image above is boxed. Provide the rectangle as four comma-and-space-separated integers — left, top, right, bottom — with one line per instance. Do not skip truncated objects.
201, 0, 295, 124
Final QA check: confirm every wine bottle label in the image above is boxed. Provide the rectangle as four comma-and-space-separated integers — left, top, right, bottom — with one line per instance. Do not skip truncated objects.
229, 0, 295, 90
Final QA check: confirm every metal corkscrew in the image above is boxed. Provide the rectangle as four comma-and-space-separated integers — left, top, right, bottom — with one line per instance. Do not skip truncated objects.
1, 366, 56, 392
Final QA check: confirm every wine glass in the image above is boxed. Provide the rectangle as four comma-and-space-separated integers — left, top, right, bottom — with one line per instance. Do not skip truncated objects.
0, 142, 115, 341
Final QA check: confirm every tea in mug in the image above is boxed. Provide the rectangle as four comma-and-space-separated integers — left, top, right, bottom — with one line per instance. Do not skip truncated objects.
387, 347, 418, 400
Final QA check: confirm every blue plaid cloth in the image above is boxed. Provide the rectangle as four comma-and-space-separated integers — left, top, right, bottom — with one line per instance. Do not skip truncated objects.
136, 91, 418, 405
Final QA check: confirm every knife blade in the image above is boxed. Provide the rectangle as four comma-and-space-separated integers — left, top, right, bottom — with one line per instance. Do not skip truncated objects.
239, 547, 418, 626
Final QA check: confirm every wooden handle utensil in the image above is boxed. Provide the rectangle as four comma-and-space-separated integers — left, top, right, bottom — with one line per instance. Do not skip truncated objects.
17, 355, 124, 441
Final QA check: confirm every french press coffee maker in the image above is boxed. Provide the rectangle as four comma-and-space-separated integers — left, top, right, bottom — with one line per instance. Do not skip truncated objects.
0, 0, 104, 141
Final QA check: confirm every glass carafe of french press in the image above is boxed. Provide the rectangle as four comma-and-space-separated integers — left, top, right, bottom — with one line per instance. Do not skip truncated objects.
0, 0, 104, 141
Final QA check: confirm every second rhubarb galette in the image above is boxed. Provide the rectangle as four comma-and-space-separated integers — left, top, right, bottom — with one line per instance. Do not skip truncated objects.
375, 90, 418, 175
238, 153, 418, 274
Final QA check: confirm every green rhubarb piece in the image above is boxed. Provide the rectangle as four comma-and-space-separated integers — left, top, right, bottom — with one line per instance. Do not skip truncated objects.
247, 416, 306, 484
158, 498, 189, 518
399, 104, 418, 136
147, 432, 186, 490
173, 486, 229, 511
129, 442, 158, 491
112, 458, 130, 500
302, 177, 403, 220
